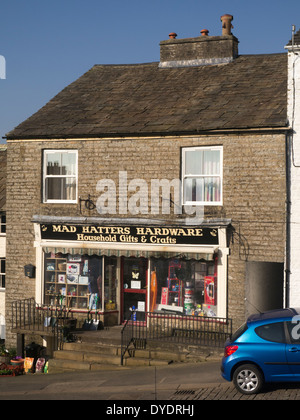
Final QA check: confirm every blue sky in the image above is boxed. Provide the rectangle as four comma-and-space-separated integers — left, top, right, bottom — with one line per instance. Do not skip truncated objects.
0, 0, 299, 144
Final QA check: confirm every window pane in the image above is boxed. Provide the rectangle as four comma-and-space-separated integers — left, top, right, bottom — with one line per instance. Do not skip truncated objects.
46, 152, 63, 175
203, 150, 220, 175
104, 257, 117, 311
255, 322, 286, 343
61, 152, 77, 176
204, 177, 221, 202
0, 215, 5, 234
184, 177, 221, 203
0, 259, 5, 289
46, 151, 77, 176
44, 253, 102, 310
185, 150, 203, 174
185, 149, 220, 175
150, 258, 217, 316
286, 321, 300, 344
46, 177, 76, 200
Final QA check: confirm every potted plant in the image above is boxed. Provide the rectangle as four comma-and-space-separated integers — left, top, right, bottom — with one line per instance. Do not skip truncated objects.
10, 355, 25, 367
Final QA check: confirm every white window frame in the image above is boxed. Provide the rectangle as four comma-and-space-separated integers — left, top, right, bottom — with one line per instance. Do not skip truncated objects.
0, 214, 5, 234
0, 258, 5, 289
43, 150, 78, 204
182, 146, 223, 206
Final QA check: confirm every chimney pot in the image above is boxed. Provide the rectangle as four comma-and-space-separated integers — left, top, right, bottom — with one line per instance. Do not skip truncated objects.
220, 14, 233, 35
169, 32, 177, 39
200, 29, 209, 36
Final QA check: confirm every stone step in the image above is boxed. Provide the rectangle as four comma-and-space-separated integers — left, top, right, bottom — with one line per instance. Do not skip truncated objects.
47, 330, 215, 373
53, 349, 121, 365
128, 348, 186, 362
63, 341, 121, 356
48, 353, 171, 373
47, 358, 124, 374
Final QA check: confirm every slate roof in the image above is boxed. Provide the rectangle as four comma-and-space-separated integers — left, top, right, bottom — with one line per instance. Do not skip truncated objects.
6, 53, 288, 140
0, 146, 6, 211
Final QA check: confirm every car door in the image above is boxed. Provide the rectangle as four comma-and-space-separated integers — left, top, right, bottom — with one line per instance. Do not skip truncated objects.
286, 320, 300, 377
254, 321, 293, 380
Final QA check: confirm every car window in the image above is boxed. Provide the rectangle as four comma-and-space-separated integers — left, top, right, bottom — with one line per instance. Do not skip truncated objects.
255, 322, 286, 343
286, 320, 300, 344
231, 322, 248, 341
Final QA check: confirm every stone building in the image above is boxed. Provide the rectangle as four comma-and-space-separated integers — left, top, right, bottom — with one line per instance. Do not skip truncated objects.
4, 15, 288, 347
0, 145, 6, 339
286, 28, 300, 307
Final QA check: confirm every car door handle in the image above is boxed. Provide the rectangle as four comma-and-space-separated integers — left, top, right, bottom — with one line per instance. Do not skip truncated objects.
289, 347, 300, 352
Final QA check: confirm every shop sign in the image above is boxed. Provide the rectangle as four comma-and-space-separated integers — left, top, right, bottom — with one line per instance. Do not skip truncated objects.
40, 224, 219, 246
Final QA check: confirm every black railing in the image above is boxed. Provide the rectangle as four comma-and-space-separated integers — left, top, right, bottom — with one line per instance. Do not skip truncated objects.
11, 298, 76, 351
121, 310, 232, 365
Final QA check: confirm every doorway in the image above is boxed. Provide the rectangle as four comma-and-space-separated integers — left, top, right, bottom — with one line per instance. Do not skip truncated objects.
245, 261, 284, 317
121, 257, 148, 322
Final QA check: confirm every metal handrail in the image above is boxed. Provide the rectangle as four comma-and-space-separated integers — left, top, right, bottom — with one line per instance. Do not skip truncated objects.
11, 298, 75, 351
120, 310, 232, 365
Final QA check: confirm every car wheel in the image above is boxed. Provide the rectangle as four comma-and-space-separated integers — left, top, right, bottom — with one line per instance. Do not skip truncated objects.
233, 364, 264, 395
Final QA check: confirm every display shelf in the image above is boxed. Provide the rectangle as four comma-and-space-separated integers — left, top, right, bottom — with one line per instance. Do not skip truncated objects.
44, 256, 90, 309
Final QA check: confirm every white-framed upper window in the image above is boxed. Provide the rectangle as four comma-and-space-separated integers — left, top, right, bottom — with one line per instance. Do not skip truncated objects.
0, 214, 5, 234
0, 258, 5, 289
43, 150, 78, 203
182, 146, 223, 206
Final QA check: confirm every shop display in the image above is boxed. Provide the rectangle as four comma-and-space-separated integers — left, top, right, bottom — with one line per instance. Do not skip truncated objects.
152, 257, 218, 317
44, 252, 118, 313
44, 253, 102, 310
43, 251, 218, 319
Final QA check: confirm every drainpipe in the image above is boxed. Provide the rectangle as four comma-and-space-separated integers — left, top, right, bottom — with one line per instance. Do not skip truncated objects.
285, 132, 291, 308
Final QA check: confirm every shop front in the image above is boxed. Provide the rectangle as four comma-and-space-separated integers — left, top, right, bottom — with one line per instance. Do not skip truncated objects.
33, 219, 229, 325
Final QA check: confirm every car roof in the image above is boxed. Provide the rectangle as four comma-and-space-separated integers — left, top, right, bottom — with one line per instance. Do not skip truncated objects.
247, 308, 300, 324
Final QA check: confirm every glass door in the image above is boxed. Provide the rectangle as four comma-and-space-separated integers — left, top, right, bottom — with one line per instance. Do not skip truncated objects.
121, 257, 148, 322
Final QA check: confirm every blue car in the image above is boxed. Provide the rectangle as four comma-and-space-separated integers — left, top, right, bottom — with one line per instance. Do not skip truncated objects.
221, 308, 300, 394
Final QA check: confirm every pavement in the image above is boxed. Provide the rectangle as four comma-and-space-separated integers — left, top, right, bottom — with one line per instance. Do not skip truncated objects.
1, 359, 300, 403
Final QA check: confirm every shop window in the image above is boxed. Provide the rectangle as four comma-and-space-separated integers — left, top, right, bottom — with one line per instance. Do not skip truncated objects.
44, 252, 118, 312
0, 259, 5, 289
43, 150, 78, 203
182, 146, 223, 205
0, 214, 5, 234
150, 258, 218, 316
104, 257, 118, 311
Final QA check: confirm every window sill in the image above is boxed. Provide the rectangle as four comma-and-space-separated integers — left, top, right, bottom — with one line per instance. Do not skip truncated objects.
43, 201, 78, 205
183, 202, 223, 207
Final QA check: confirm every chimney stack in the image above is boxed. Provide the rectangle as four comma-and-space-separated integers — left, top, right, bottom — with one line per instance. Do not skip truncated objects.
221, 14, 233, 36
159, 14, 238, 68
